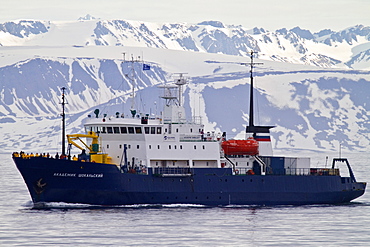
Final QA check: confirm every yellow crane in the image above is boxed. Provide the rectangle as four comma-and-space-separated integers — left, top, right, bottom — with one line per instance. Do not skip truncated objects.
67, 131, 113, 164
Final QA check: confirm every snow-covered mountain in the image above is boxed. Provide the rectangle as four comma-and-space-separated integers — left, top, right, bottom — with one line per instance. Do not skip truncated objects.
0, 18, 370, 154
1, 19, 369, 69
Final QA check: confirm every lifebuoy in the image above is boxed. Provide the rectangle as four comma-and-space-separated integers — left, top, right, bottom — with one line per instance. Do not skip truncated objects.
235, 169, 239, 175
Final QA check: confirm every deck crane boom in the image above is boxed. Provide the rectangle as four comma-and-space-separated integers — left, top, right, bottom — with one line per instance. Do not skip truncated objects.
67, 131, 113, 164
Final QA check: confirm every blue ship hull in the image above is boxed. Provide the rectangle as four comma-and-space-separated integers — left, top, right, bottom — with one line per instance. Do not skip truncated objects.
13, 157, 366, 206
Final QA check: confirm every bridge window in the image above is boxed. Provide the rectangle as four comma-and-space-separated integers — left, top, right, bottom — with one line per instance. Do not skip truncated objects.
135, 127, 142, 134
157, 127, 162, 134
144, 127, 150, 134
128, 127, 135, 134
107, 127, 113, 134
101, 127, 106, 133
113, 127, 120, 133
151, 127, 156, 134
120, 127, 127, 134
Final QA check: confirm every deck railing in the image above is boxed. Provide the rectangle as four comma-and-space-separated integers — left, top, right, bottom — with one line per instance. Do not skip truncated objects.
153, 167, 192, 177
234, 167, 340, 176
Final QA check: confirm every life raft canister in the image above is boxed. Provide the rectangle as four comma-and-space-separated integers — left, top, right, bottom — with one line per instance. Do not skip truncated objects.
221, 137, 259, 156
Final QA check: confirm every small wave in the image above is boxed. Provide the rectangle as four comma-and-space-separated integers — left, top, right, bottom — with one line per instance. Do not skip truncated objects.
161, 203, 207, 208
24, 200, 370, 210
26, 202, 210, 210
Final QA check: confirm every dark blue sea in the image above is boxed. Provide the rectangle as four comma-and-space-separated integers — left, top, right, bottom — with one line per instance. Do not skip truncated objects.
1, 152, 370, 246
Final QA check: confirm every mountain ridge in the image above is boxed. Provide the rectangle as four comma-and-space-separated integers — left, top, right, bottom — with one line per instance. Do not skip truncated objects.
0, 19, 369, 70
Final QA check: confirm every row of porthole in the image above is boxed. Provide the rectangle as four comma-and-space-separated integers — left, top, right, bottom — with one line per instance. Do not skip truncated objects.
107, 144, 207, 150
149, 145, 206, 150
127, 178, 264, 183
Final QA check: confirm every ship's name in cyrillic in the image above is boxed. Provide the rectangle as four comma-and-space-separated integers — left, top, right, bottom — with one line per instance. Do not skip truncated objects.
53, 173, 104, 178
53, 173, 76, 177
78, 173, 104, 178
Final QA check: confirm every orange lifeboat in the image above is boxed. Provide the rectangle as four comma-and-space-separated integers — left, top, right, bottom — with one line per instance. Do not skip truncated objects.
221, 137, 259, 155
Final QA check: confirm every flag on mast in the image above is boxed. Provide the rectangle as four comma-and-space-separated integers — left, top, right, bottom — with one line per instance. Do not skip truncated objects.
143, 64, 151, 70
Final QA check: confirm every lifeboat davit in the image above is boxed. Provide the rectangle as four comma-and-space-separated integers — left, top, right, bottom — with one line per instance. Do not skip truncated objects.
221, 137, 259, 155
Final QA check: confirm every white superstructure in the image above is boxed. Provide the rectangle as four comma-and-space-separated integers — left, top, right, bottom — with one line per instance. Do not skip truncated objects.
83, 75, 227, 171
79, 74, 272, 175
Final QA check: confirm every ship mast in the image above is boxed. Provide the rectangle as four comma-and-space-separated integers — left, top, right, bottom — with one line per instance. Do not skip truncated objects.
60, 87, 67, 156
242, 51, 262, 129
174, 73, 188, 106
123, 53, 142, 118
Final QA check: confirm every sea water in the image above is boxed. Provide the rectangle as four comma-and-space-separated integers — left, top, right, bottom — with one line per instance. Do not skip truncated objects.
1, 152, 370, 246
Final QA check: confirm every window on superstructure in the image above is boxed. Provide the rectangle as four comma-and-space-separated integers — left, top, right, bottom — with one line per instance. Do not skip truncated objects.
113, 127, 120, 134
190, 129, 193, 133
203, 145, 205, 150
144, 127, 150, 134
107, 127, 113, 134
102, 127, 106, 133
150, 127, 156, 134
149, 145, 151, 149
119, 144, 122, 149
107, 144, 110, 149
157, 127, 162, 134
137, 145, 140, 149
169, 145, 171, 149
174, 145, 177, 149
180, 145, 183, 149
120, 127, 127, 134
135, 127, 142, 134
157, 145, 160, 149
176, 128, 179, 133
128, 145, 131, 149
194, 145, 196, 149
128, 127, 135, 134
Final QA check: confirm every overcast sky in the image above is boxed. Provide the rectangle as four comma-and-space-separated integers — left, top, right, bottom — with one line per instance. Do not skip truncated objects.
1, 0, 369, 32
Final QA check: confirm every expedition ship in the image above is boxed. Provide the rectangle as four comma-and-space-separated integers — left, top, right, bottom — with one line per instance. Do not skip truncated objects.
13, 54, 366, 206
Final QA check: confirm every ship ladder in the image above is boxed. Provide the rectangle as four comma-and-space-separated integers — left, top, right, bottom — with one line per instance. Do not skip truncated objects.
253, 155, 267, 175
